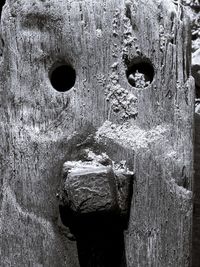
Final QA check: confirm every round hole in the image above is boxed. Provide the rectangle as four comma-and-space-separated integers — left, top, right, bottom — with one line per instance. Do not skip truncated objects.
50, 64, 76, 92
126, 59, 154, 88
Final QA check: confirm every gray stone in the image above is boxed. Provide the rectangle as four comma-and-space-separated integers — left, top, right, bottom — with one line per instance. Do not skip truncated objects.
62, 161, 118, 214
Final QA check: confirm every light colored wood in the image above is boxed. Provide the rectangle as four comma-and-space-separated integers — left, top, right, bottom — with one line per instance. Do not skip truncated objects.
0, 0, 194, 266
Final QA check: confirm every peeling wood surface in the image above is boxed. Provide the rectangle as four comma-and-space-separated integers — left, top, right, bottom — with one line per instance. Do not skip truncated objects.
0, 0, 194, 266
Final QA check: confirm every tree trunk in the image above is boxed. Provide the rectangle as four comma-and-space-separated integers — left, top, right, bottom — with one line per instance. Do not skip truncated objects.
0, 0, 194, 266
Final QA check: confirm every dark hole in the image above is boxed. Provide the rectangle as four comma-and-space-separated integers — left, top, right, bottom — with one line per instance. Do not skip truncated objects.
125, 4, 131, 20
50, 64, 76, 92
192, 65, 200, 97
196, 85, 200, 99
0, 37, 4, 56
59, 206, 127, 267
192, 32, 198, 41
0, 1, 6, 17
77, 230, 126, 267
126, 59, 154, 88
0, 1, 5, 57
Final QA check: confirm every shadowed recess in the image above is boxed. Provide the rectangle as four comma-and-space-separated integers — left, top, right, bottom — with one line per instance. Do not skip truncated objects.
59, 207, 127, 267
76, 230, 126, 267
50, 64, 76, 92
192, 64, 200, 98
126, 58, 154, 88
0, 1, 6, 18
0, 1, 6, 57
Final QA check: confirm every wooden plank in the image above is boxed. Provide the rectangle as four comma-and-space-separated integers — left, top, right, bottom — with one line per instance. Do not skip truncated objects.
0, 0, 194, 266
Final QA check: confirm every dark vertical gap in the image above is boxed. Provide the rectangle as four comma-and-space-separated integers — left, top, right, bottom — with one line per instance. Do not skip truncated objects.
76, 230, 127, 267
59, 207, 128, 267
195, 85, 200, 99
193, 81, 200, 266
0, 1, 6, 57
0, 1, 6, 18
192, 113, 200, 267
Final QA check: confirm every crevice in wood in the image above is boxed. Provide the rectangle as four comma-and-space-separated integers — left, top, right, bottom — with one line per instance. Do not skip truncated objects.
76, 230, 126, 267
59, 206, 127, 267
0, 37, 4, 57
125, 3, 131, 21
196, 85, 200, 98
0, 1, 5, 19
0, 1, 5, 57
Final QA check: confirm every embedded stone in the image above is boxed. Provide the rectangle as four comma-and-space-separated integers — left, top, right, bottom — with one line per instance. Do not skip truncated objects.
62, 161, 118, 214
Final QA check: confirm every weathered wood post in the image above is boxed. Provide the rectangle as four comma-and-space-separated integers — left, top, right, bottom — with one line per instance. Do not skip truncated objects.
0, 0, 194, 266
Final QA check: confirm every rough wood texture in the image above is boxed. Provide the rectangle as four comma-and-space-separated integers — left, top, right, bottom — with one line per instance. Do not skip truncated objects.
0, 0, 194, 266
181, 2, 200, 266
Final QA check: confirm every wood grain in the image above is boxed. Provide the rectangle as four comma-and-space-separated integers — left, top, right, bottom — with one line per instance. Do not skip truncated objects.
0, 0, 194, 266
